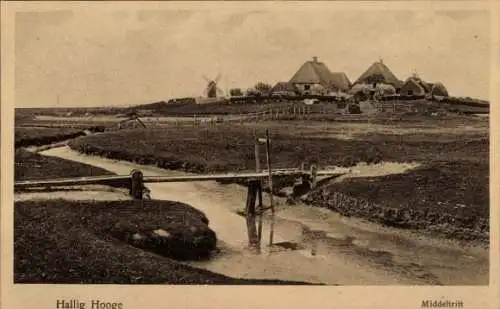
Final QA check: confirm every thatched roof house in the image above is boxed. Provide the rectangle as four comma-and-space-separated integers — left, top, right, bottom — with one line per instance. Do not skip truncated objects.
353, 59, 403, 90
270, 82, 300, 96
289, 57, 351, 94
400, 75, 449, 97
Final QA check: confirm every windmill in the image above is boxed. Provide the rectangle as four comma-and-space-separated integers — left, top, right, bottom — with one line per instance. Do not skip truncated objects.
202, 74, 224, 98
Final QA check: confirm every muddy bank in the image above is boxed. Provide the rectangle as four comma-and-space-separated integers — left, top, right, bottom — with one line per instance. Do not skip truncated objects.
302, 161, 489, 244
303, 190, 488, 244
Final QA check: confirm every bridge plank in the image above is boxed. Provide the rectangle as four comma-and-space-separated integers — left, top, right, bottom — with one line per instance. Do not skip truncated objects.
14, 170, 346, 189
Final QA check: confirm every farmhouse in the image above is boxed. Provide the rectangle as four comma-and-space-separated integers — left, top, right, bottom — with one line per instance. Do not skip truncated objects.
270, 82, 300, 96
289, 57, 351, 95
352, 59, 403, 91
400, 74, 449, 97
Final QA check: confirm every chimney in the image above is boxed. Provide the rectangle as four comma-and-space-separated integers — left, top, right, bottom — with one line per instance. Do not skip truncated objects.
313, 56, 318, 62
379, 58, 383, 64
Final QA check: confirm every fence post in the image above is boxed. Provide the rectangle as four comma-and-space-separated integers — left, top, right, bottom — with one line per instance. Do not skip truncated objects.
254, 133, 263, 249
130, 169, 144, 200
265, 129, 275, 247
245, 180, 260, 250
310, 164, 318, 189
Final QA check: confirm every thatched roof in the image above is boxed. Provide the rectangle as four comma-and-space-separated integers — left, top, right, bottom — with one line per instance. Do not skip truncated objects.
402, 76, 433, 93
430, 82, 449, 96
354, 60, 402, 88
289, 57, 351, 91
271, 82, 299, 93
330, 72, 352, 91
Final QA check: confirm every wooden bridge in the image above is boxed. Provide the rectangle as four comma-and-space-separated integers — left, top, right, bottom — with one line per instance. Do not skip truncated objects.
14, 130, 346, 251
14, 168, 342, 189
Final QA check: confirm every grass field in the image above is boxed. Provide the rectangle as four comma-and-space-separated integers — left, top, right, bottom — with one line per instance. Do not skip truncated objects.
68, 119, 489, 243
69, 120, 488, 172
15, 95, 489, 118
14, 150, 311, 284
15, 127, 87, 148
15, 149, 116, 181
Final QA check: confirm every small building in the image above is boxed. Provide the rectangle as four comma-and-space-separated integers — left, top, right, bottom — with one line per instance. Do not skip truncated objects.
400, 74, 449, 97
289, 57, 351, 95
270, 82, 300, 96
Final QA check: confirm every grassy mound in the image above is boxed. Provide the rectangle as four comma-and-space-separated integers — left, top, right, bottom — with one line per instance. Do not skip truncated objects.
305, 161, 489, 242
16, 199, 217, 262
14, 200, 311, 284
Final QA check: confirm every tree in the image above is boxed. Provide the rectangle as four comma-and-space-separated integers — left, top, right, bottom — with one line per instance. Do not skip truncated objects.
254, 82, 272, 95
229, 88, 243, 97
246, 88, 261, 97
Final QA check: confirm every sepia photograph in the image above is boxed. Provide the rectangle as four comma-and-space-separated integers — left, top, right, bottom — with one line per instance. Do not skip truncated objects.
2, 1, 499, 308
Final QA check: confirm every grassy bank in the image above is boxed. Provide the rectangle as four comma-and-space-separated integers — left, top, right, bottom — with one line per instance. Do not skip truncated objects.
15, 199, 307, 284
15, 149, 116, 181
69, 122, 488, 172
14, 150, 311, 284
15, 127, 87, 148
68, 121, 489, 242
304, 161, 489, 242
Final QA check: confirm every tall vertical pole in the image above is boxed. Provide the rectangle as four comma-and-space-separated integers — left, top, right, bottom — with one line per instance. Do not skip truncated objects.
254, 132, 263, 249
245, 181, 259, 250
265, 129, 275, 246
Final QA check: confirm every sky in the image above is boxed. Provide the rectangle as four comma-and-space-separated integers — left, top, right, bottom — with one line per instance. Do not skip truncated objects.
14, 5, 491, 108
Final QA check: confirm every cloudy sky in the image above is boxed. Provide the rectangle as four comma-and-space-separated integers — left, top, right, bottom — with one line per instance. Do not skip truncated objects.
15, 5, 491, 108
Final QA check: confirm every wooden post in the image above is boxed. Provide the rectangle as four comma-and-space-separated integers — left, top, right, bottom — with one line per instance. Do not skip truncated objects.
245, 180, 260, 250
265, 129, 275, 246
311, 240, 318, 256
130, 169, 144, 200
254, 134, 263, 248
310, 164, 318, 189
257, 180, 263, 248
